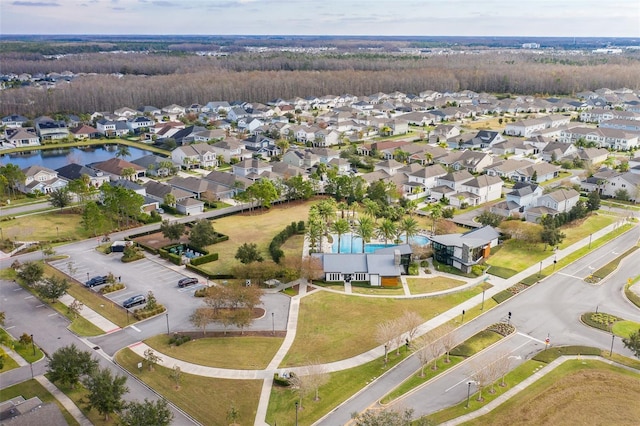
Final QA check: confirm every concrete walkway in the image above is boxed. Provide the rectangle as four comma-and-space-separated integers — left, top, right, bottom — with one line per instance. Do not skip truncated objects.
58, 294, 121, 334
35, 375, 93, 426
1, 344, 29, 367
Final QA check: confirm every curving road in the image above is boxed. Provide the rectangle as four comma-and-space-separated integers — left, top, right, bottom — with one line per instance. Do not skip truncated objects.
316, 226, 640, 425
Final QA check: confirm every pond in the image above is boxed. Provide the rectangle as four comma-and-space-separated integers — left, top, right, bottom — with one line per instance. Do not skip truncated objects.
1, 144, 160, 170
331, 233, 430, 254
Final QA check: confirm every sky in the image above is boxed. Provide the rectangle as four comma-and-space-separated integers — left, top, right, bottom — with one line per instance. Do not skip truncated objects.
2, 0, 639, 37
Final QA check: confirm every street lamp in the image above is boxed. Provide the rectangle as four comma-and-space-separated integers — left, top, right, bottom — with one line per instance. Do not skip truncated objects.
86, 272, 90, 282
538, 261, 543, 278
481, 289, 486, 311
56, 226, 59, 239
610, 333, 615, 357
461, 309, 465, 324
165, 313, 170, 335
295, 401, 299, 426
271, 312, 275, 336
589, 233, 593, 249
30, 334, 35, 356
466, 381, 473, 408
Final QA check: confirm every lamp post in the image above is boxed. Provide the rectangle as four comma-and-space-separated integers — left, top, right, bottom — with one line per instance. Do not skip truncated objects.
538, 261, 543, 278
294, 401, 299, 426
271, 312, 275, 336
481, 289, 486, 311
165, 313, 170, 335
589, 233, 593, 249
86, 272, 90, 282
30, 334, 35, 356
610, 333, 615, 357
56, 226, 59, 239
461, 309, 465, 324
466, 381, 473, 408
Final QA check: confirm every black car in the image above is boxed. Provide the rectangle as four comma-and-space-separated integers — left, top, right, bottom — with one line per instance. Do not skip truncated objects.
178, 277, 199, 288
122, 295, 146, 309
85, 275, 108, 287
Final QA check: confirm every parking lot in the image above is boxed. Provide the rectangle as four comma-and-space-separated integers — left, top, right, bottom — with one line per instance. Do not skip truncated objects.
48, 245, 291, 336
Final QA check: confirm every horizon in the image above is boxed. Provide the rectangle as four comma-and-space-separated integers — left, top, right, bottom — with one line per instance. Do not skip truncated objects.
2, 0, 639, 37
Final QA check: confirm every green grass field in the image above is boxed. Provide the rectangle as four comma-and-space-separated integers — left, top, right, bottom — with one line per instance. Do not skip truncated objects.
144, 335, 284, 369
406, 276, 466, 294
116, 348, 262, 426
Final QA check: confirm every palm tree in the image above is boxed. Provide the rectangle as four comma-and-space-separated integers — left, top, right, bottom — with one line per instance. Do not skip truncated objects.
399, 217, 420, 244
121, 167, 135, 181
430, 204, 442, 234
331, 218, 350, 254
115, 145, 131, 159
362, 198, 380, 223
354, 217, 375, 253
316, 199, 336, 251
377, 219, 397, 246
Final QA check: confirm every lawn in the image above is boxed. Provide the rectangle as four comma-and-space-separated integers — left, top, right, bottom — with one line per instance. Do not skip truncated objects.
0, 328, 45, 364
406, 276, 466, 294
486, 214, 617, 277
280, 287, 486, 367
267, 348, 411, 426
197, 201, 312, 275
612, 320, 640, 339
350, 283, 405, 295
0, 346, 20, 372
144, 334, 284, 369
459, 360, 640, 426
0, 379, 80, 426
0, 210, 93, 243
115, 348, 262, 426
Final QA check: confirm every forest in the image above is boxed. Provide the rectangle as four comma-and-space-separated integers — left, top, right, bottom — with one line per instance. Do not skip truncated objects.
2, 46, 640, 117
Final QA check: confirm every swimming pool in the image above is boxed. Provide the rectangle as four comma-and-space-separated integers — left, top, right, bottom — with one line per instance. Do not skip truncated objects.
331, 233, 430, 254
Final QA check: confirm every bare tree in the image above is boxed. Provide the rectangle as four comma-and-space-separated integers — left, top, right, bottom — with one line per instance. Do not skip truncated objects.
415, 331, 441, 377
492, 351, 512, 388
289, 359, 329, 409
439, 323, 457, 364
376, 320, 395, 366
400, 310, 423, 348
469, 360, 491, 402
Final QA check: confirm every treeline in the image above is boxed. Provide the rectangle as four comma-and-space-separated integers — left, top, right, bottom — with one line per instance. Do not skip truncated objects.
2, 53, 640, 117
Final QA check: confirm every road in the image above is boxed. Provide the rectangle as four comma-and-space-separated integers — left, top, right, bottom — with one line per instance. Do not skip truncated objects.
317, 226, 640, 425
0, 279, 198, 425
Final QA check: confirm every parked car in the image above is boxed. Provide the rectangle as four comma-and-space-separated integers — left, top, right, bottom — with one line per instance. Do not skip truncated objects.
122, 294, 146, 309
85, 275, 108, 287
178, 277, 199, 288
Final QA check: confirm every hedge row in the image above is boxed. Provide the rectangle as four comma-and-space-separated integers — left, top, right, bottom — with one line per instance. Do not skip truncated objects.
158, 249, 182, 265
133, 305, 166, 320
190, 252, 219, 266
185, 263, 234, 280
269, 221, 305, 263
492, 290, 514, 304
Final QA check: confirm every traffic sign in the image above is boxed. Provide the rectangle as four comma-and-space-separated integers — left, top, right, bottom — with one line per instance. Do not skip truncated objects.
545, 338, 550, 345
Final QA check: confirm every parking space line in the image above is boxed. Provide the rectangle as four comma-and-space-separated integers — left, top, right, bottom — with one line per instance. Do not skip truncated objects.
130, 325, 141, 332
24, 296, 34, 299
36, 304, 45, 308
48, 313, 57, 317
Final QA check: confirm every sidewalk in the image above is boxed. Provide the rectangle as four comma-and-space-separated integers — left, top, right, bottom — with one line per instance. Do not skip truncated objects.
58, 294, 121, 334
35, 375, 93, 426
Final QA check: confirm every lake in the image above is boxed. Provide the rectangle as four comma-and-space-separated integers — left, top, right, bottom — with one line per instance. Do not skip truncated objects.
1, 145, 160, 170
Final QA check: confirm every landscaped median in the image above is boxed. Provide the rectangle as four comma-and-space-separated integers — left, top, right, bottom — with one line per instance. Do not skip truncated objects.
380, 323, 515, 405
580, 311, 640, 339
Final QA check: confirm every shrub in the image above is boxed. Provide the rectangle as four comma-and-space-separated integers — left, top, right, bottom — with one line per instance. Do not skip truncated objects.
133, 305, 166, 320
168, 334, 191, 346
581, 312, 620, 332
273, 373, 291, 387
407, 262, 419, 275
100, 283, 125, 294
471, 264, 486, 277
492, 290, 514, 304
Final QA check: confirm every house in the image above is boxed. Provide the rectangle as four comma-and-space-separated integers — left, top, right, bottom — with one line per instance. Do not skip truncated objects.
598, 172, 640, 201
558, 126, 639, 150
89, 158, 146, 180
127, 116, 154, 133
209, 138, 249, 163
137, 105, 162, 116
203, 170, 253, 198
406, 164, 448, 198
167, 176, 224, 201
55, 163, 110, 188
357, 140, 412, 158
451, 150, 494, 173
232, 158, 273, 180
374, 159, 405, 176
454, 175, 503, 207
162, 104, 186, 118
1, 114, 29, 128
491, 182, 544, 217
513, 162, 560, 183
130, 154, 179, 177
430, 226, 500, 274
504, 114, 571, 137
242, 134, 279, 158
171, 143, 218, 169
114, 107, 139, 118
524, 188, 580, 222
70, 124, 99, 140
19, 165, 67, 194
143, 180, 195, 205
574, 147, 609, 165
541, 142, 578, 162
170, 125, 207, 146
96, 119, 129, 137
320, 247, 408, 287
35, 120, 69, 140
4, 128, 40, 147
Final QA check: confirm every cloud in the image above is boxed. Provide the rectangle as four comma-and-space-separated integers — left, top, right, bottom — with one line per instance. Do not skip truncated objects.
12, 1, 60, 6
152, 0, 177, 6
